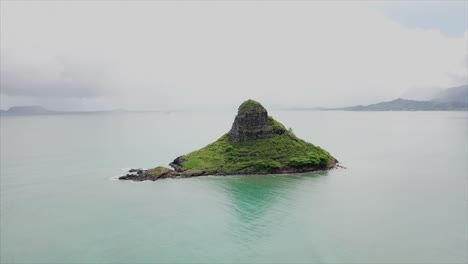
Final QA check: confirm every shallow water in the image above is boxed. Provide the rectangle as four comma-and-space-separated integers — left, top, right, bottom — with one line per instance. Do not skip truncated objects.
1, 110, 467, 263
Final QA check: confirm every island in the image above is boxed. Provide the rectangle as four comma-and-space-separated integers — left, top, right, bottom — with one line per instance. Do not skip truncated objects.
0, 106, 53, 115
119, 100, 338, 181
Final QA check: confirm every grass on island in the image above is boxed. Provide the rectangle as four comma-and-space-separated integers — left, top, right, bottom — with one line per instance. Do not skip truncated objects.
182, 117, 335, 174
237, 99, 265, 115
149, 166, 172, 177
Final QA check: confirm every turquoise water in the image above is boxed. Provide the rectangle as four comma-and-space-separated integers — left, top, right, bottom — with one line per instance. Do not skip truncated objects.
1, 111, 467, 263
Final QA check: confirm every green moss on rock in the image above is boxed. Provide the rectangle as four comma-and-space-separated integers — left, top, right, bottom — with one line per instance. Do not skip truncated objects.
148, 166, 173, 177
237, 99, 265, 115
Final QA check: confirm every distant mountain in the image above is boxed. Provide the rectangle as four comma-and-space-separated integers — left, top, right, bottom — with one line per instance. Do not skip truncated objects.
432, 85, 467, 104
400, 84, 467, 102
0, 106, 130, 115
333, 84, 468, 111
2, 105, 53, 114
400, 86, 442, 101
336, 98, 467, 111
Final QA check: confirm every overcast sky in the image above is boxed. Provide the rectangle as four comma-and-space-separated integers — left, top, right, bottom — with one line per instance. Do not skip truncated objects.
1, 1, 467, 111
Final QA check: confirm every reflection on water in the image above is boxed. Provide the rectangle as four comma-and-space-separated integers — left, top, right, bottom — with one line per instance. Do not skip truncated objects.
205, 173, 328, 244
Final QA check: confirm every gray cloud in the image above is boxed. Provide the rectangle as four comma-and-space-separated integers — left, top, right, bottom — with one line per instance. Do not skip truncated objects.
0, 1, 467, 111
1, 54, 109, 98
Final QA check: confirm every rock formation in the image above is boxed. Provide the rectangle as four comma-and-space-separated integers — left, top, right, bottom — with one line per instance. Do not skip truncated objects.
228, 100, 286, 142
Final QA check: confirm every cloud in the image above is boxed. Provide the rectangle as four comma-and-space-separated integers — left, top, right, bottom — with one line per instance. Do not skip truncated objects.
1, 1, 467, 110
377, 1, 468, 37
1, 53, 110, 98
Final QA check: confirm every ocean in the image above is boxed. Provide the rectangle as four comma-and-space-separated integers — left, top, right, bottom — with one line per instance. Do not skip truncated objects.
1, 110, 467, 263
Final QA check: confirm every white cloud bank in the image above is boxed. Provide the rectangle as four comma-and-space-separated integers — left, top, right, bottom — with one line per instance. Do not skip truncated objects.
1, 1, 467, 110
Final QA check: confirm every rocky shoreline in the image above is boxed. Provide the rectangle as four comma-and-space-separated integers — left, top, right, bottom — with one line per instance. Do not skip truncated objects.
118, 166, 204, 181
118, 157, 340, 181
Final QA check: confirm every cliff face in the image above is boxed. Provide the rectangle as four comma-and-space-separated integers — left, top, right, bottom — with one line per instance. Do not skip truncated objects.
228, 100, 286, 143
120, 99, 337, 181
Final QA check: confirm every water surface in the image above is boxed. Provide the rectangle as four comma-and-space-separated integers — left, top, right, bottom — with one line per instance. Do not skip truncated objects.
1, 111, 467, 263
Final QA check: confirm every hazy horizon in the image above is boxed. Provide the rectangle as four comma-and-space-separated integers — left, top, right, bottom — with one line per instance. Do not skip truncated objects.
1, 1, 467, 111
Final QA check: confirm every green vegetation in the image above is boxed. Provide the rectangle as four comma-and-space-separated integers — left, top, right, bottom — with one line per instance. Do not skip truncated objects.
182, 118, 335, 174
237, 99, 265, 115
268, 116, 287, 134
149, 167, 170, 176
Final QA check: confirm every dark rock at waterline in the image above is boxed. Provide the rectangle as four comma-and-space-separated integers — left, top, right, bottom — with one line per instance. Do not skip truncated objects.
128, 168, 143, 174
169, 156, 187, 172
180, 169, 204, 177
118, 166, 206, 181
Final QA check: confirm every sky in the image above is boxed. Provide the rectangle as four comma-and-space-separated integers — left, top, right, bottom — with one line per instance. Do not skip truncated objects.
1, 1, 467, 111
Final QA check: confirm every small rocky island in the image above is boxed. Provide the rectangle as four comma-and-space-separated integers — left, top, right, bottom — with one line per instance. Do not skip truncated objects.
120, 100, 337, 181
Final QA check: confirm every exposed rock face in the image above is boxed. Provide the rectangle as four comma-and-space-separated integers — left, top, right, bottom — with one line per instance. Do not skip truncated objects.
228, 100, 286, 143
169, 156, 187, 172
